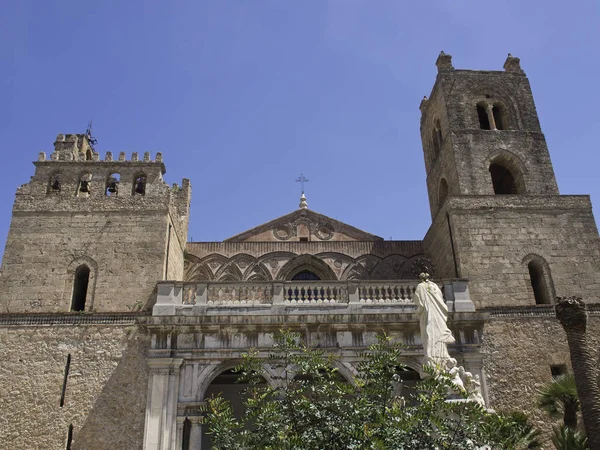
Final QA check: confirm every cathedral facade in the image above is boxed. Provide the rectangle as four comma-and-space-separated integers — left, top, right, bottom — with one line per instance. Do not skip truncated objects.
1, 53, 599, 449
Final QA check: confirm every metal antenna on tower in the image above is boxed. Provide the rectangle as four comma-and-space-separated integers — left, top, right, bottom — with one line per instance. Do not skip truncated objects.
85, 120, 98, 149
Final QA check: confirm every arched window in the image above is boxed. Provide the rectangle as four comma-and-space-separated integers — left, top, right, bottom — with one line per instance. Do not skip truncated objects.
438, 178, 449, 208
528, 259, 552, 305
105, 173, 120, 196
489, 163, 518, 194
492, 104, 506, 130
77, 173, 92, 197
477, 103, 491, 130
291, 270, 321, 281
71, 265, 90, 311
85, 149, 92, 161
133, 174, 147, 195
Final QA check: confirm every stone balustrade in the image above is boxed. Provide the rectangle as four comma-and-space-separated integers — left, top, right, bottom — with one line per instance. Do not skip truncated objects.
153, 279, 475, 316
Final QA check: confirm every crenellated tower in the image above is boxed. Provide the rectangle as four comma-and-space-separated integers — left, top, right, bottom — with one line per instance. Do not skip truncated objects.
421, 53, 600, 308
0, 133, 191, 313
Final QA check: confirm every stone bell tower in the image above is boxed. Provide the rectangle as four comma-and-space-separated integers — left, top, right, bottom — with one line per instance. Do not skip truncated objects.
420, 53, 600, 308
0, 133, 192, 313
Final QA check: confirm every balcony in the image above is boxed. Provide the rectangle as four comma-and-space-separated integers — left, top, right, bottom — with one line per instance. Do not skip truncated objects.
153, 279, 474, 316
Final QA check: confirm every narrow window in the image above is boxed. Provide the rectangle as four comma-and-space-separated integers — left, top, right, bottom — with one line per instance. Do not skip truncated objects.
477, 103, 491, 130
60, 354, 71, 407
182, 418, 192, 450
528, 260, 551, 305
71, 265, 90, 311
492, 104, 506, 130
550, 365, 567, 379
105, 173, 120, 196
438, 178, 449, 208
133, 174, 147, 195
66, 424, 73, 450
85, 149, 92, 161
431, 119, 442, 160
489, 163, 518, 194
299, 237, 309, 242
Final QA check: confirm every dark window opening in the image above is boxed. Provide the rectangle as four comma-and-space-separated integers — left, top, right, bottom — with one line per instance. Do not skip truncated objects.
182, 417, 191, 450
105, 173, 120, 196
528, 260, 551, 305
133, 174, 147, 195
48, 175, 61, 194
291, 270, 321, 281
489, 163, 518, 194
438, 178, 449, 208
78, 173, 92, 196
550, 365, 567, 379
477, 103, 491, 130
66, 424, 73, 450
492, 105, 506, 130
299, 237, 309, 242
85, 149, 92, 161
431, 119, 442, 160
60, 354, 71, 407
71, 265, 90, 311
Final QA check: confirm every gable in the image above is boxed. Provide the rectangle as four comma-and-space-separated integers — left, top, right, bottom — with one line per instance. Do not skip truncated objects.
224, 209, 383, 242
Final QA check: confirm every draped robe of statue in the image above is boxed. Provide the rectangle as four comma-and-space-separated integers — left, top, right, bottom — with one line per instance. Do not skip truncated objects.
414, 278, 455, 366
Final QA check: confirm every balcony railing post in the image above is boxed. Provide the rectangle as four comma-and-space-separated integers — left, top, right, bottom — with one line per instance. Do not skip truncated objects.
196, 283, 207, 305
451, 279, 475, 312
272, 282, 284, 305
153, 282, 180, 316
347, 281, 359, 303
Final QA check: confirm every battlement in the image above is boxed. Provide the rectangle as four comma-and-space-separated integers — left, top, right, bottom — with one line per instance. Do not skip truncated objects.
40, 148, 167, 170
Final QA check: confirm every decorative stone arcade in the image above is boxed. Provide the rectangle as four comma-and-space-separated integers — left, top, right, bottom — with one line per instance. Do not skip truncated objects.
143, 278, 487, 450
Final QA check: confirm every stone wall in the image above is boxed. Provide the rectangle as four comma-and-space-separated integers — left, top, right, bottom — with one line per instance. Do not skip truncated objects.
444, 195, 600, 308
482, 313, 600, 436
0, 320, 149, 450
0, 149, 191, 313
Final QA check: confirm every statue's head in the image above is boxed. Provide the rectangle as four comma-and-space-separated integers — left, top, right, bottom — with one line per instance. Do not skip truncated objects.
419, 272, 430, 282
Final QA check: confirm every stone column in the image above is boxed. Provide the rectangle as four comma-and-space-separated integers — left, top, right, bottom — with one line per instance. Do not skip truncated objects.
143, 358, 184, 450
189, 417, 202, 449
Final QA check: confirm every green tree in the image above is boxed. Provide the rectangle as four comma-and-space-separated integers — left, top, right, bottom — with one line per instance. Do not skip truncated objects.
538, 373, 580, 429
202, 330, 539, 450
551, 424, 588, 450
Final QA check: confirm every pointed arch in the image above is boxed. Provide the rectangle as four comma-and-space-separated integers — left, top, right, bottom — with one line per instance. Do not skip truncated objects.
243, 263, 273, 281
277, 254, 337, 281
214, 263, 244, 282
341, 263, 369, 281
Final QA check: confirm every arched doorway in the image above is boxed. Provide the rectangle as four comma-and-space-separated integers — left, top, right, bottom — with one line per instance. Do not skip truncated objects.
200, 369, 267, 449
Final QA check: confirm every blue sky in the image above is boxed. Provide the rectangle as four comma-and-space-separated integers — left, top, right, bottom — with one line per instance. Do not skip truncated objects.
1, 1, 599, 253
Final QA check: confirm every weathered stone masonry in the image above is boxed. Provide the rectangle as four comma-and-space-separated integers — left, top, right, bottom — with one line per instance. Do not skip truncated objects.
1, 53, 599, 449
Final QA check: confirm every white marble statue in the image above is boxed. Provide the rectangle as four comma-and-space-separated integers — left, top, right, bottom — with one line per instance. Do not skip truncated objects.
463, 371, 486, 407
413, 273, 456, 367
447, 358, 465, 392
